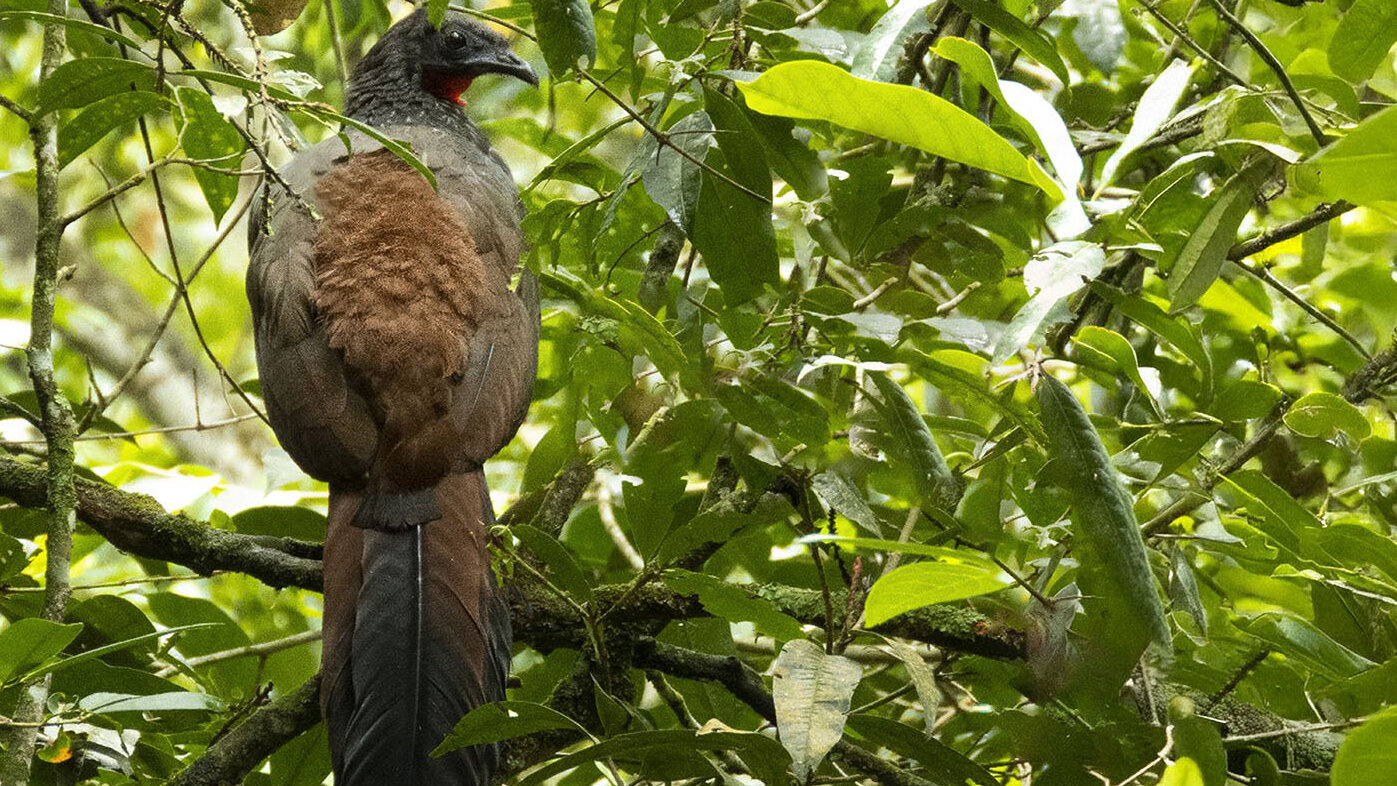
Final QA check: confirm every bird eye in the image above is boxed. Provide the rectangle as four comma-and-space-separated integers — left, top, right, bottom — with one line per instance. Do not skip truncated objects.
444, 28, 467, 49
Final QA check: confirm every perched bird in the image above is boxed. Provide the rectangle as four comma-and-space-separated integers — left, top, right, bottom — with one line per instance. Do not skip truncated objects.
246, 9, 538, 784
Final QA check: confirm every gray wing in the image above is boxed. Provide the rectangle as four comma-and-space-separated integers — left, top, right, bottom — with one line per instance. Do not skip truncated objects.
247, 138, 378, 484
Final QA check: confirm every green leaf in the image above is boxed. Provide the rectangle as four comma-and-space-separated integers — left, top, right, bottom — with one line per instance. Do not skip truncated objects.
1284, 391, 1370, 441
993, 241, 1105, 362
1236, 612, 1376, 679
737, 60, 1062, 199
1090, 282, 1213, 397
950, 0, 1070, 84
322, 111, 438, 191
0, 619, 83, 684
21, 623, 218, 683
513, 524, 594, 602
691, 88, 779, 304
771, 639, 862, 781
851, 0, 936, 83
640, 111, 712, 233
530, 0, 596, 77
845, 713, 998, 785
0, 11, 147, 51
1327, 0, 1397, 82
78, 691, 224, 714
866, 372, 960, 510
1036, 374, 1171, 651
1098, 59, 1193, 192
1167, 164, 1260, 313
865, 561, 1012, 626
1292, 105, 1397, 206
229, 505, 327, 541
1072, 326, 1162, 418
175, 87, 245, 224
810, 472, 884, 537
433, 701, 589, 755
1332, 707, 1397, 786
1159, 758, 1205, 786
665, 569, 805, 641
35, 58, 156, 115
1210, 379, 1281, 422
517, 729, 791, 786
427, 0, 450, 28
541, 269, 687, 378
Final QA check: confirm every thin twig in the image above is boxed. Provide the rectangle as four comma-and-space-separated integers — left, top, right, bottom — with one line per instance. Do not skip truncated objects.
1206, 0, 1326, 146
0, 94, 32, 122
157, 630, 322, 678
1136, 0, 1246, 85
1233, 260, 1370, 359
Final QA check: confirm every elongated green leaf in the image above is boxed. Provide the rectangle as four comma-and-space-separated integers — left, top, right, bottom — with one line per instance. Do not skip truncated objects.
57, 91, 168, 170
530, 0, 596, 77
737, 60, 1061, 199
1167, 166, 1257, 313
1332, 707, 1397, 786
540, 269, 687, 377
846, 713, 999, 785
1098, 59, 1193, 191
0, 619, 83, 684
691, 88, 778, 304
641, 112, 712, 233
1237, 612, 1376, 679
1292, 105, 1397, 205
434, 701, 590, 755
665, 569, 805, 641
1090, 282, 1213, 397
866, 372, 959, 509
79, 691, 223, 714
1284, 391, 1370, 441
0, 11, 146, 50
35, 58, 156, 115
21, 623, 217, 683
517, 729, 791, 786
772, 639, 862, 781
810, 472, 883, 537
1328, 0, 1397, 82
175, 87, 244, 223
321, 110, 438, 190
865, 561, 1012, 625
950, 0, 1069, 84
1072, 326, 1162, 418
513, 524, 594, 601
1036, 374, 1170, 651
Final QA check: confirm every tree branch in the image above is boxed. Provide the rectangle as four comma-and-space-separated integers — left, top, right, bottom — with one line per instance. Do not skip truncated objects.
0, 5, 75, 783
168, 676, 322, 786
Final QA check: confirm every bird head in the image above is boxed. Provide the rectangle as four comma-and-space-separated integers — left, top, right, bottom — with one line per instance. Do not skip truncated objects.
352, 9, 538, 110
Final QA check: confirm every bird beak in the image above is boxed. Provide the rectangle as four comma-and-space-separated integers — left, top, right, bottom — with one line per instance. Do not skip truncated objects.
477, 50, 538, 87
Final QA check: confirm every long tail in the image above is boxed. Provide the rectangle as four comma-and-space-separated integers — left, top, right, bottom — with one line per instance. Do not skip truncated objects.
321, 470, 512, 785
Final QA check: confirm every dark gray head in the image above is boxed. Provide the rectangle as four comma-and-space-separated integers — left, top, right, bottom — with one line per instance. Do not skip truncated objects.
346, 9, 537, 123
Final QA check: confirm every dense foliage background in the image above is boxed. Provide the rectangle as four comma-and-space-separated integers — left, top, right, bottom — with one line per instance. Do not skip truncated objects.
3, 0, 1397, 782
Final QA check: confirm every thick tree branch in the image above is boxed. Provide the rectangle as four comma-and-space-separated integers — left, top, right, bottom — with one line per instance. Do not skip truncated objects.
168, 676, 322, 786
0, 455, 1022, 660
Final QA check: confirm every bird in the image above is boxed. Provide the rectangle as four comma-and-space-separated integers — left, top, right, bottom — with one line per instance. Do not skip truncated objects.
245, 9, 539, 784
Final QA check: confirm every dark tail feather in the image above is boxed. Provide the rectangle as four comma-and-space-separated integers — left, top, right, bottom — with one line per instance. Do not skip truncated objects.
322, 471, 512, 785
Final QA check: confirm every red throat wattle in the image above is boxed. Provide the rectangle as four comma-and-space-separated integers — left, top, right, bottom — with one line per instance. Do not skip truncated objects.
424, 72, 475, 107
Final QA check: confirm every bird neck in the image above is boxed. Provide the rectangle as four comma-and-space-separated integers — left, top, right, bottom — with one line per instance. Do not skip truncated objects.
344, 51, 474, 134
